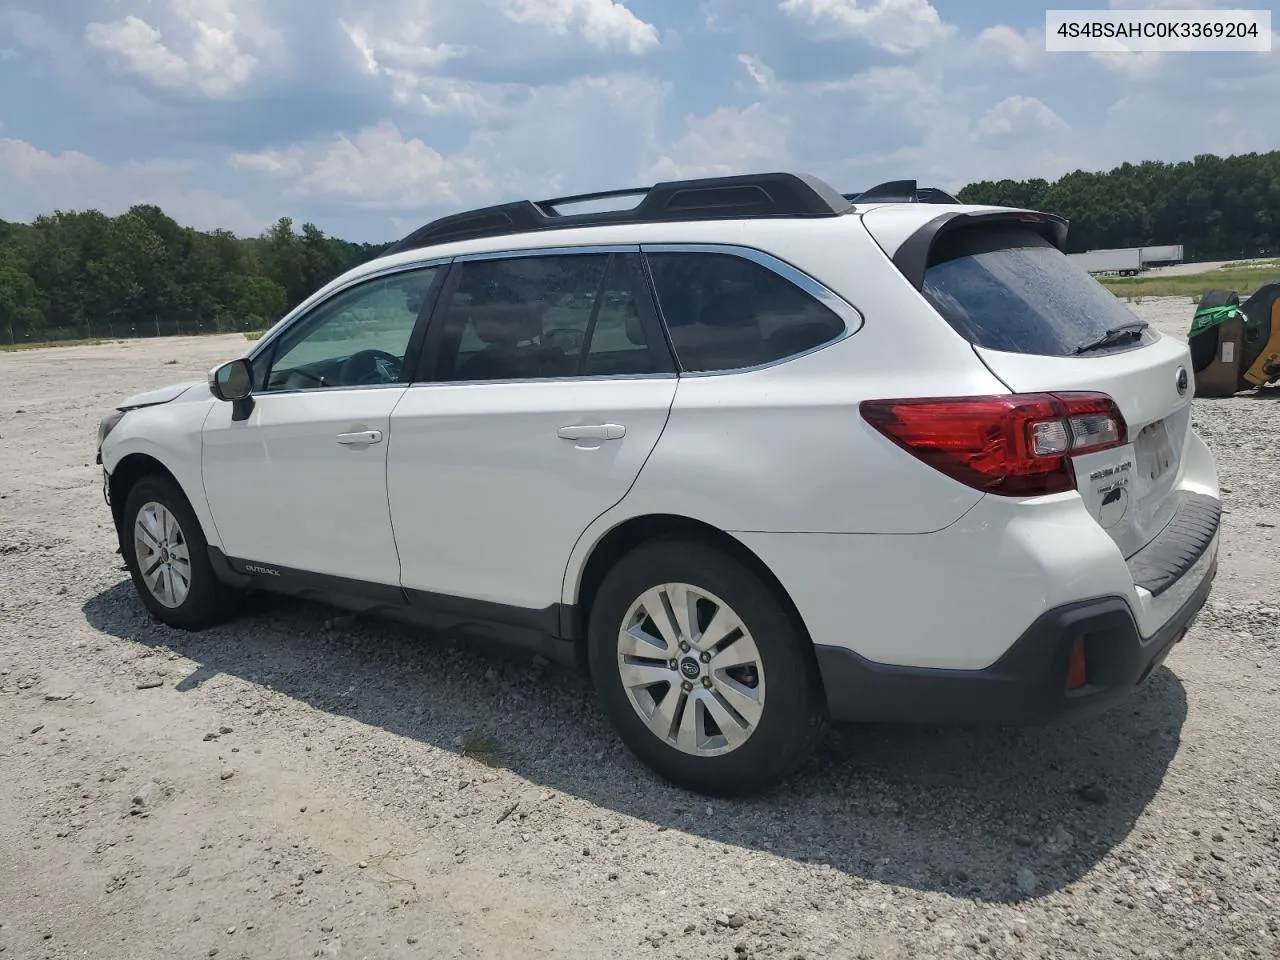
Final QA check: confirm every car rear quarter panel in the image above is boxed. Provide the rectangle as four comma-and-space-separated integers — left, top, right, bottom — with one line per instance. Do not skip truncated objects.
561, 217, 1012, 605
733, 492, 1137, 669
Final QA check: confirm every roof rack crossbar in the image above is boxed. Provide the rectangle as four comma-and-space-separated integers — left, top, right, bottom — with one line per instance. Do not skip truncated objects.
538, 186, 651, 212
382, 172, 854, 254
847, 180, 961, 205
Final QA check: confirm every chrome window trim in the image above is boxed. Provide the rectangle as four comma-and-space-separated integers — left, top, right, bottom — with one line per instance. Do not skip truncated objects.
639, 242, 864, 377
243, 382, 409, 400
249, 238, 866, 391
406, 371, 678, 389
246, 256, 455, 364
453, 243, 641, 262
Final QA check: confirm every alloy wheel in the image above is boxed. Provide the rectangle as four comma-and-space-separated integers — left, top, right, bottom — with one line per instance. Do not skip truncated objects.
133, 501, 192, 609
616, 582, 766, 757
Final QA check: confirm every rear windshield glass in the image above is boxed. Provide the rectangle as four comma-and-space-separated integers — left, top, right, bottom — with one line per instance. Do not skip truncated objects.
921, 226, 1146, 357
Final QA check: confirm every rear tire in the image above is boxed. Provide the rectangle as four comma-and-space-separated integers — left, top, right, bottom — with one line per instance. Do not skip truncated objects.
121, 475, 241, 630
587, 538, 827, 796
1189, 289, 1238, 373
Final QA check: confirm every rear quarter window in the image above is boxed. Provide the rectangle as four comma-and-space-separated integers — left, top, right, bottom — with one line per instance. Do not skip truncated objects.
922, 226, 1149, 357
645, 251, 847, 372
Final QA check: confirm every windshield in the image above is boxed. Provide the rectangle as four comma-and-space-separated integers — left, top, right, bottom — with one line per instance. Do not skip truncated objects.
921, 226, 1149, 357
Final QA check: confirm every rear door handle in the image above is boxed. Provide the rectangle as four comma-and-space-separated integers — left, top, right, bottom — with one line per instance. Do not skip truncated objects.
336, 430, 383, 446
557, 423, 626, 441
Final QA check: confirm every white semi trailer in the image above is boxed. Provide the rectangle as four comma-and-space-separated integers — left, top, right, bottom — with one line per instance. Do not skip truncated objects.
1068, 244, 1186, 276
1068, 248, 1143, 276
1139, 244, 1185, 268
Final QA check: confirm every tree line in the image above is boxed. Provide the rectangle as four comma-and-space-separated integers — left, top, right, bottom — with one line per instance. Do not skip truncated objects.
0, 207, 383, 344
2, 149, 1279, 344
958, 151, 1280, 260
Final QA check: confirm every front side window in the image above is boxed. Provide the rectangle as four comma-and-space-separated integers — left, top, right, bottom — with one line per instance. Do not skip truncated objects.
645, 251, 847, 372
261, 267, 439, 391
429, 253, 661, 382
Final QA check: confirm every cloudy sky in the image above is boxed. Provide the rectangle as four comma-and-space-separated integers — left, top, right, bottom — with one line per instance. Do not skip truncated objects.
1, 0, 1276, 242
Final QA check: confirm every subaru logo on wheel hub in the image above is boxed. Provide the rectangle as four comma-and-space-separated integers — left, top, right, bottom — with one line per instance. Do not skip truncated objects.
1175, 366, 1189, 396
679, 657, 701, 680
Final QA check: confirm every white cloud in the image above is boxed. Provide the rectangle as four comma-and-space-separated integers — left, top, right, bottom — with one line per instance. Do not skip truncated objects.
661, 57, 1087, 196
331, 0, 659, 119
229, 73, 670, 216
456, 73, 669, 197
0, 138, 265, 233
644, 104, 792, 181
5, 0, 1280, 243
778, 0, 955, 54
85, 17, 212, 91
487, 0, 659, 53
335, 0, 657, 84
84, 0, 273, 98
973, 95, 1069, 140
975, 24, 1042, 70
736, 53, 776, 92
1090, 50, 1165, 78
232, 121, 492, 209
340, 20, 465, 77
415, 76, 521, 120
812, 64, 939, 114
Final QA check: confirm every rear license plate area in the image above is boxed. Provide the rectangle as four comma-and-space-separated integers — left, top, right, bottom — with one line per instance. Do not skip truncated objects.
1135, 419, 1174, 484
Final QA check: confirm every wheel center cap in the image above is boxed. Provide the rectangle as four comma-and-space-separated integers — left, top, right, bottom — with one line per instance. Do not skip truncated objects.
679, 656, 701, 680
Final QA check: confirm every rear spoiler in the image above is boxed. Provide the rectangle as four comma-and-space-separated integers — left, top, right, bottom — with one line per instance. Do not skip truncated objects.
892, 210, 1070, 290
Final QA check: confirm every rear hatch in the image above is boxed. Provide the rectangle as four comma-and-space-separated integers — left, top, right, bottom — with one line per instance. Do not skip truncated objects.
873, 213, 1193, 558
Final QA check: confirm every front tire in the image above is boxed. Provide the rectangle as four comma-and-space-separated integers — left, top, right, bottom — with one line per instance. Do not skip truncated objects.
587, 538, 828, 796
121, 475, 240, 630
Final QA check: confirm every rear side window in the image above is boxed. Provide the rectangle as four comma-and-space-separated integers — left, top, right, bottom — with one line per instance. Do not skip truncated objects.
922, 227, 1146, 357
645, 252, 846, 372
428, 253, 664, 382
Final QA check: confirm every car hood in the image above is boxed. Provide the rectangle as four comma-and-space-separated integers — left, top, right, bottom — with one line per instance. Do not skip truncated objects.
117, 379, 208, 410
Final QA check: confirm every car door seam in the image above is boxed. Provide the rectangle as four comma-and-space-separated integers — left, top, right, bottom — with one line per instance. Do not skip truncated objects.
385, 386, 414, 587
196, 401, 230, 551
558, 379, 680, 617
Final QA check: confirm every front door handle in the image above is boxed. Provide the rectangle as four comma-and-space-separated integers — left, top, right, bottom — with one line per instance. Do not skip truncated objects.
558, 423, 626, 442
336, 430, 383, 446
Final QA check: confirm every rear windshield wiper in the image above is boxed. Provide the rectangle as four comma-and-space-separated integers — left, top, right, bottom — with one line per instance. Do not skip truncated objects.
1074, 321, 1149, 355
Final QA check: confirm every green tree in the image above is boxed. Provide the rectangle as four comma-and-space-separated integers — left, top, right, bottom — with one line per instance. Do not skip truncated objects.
230, 275, 287, 330
0, 262, 45, 344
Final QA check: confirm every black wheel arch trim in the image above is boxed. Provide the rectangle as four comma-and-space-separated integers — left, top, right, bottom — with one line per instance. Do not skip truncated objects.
105, 453, 187, 549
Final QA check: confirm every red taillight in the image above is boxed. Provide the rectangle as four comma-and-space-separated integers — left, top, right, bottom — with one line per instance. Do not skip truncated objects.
1066, 638, 1088, 691
859, 392, 1127, 497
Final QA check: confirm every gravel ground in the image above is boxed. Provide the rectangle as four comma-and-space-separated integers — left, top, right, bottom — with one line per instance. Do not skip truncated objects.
1, 297, 1277, 960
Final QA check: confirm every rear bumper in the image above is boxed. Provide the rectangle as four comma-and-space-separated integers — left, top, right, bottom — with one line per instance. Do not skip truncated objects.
815, 538, 1217, 726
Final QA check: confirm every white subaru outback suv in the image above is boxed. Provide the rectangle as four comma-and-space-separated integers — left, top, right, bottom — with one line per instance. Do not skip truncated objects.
96, 173, 1221, 797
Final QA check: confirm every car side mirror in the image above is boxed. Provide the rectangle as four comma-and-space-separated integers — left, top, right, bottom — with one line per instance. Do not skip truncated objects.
209, 358, 256, 421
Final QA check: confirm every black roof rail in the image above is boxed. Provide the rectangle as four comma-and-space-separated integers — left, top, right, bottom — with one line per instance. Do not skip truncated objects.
846, 180, 961, 205
382, 172, 853, 254
915, 186, 961, 204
